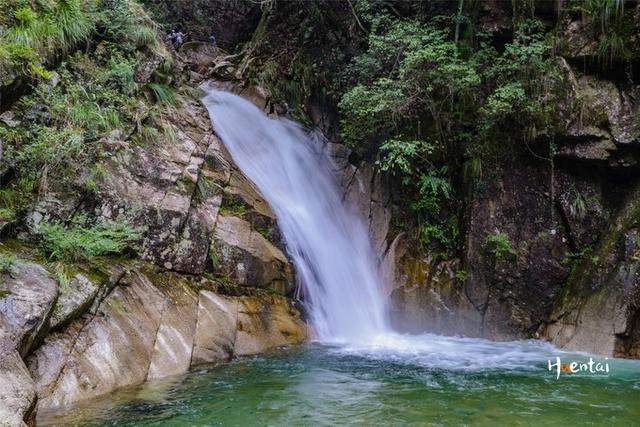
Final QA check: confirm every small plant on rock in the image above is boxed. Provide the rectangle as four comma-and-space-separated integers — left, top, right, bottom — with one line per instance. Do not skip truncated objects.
0, 252, 17, 276
485, 232, 517, 261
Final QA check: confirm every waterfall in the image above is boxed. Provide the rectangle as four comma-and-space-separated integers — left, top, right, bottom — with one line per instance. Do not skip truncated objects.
201, 88, 388, 343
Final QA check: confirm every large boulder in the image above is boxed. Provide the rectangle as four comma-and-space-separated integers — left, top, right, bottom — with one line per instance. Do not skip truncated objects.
48, 273, 101, 331
29, 270, 167, 408
191, 291, 238, 365
147, 279, 199, 380
234, 295, 308, 356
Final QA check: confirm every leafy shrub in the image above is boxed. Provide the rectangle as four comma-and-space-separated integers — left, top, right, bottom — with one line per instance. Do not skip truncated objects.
40, 219, 141, 263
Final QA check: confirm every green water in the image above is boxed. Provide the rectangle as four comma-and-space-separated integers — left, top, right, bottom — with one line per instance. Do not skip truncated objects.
38, 337, 640, 426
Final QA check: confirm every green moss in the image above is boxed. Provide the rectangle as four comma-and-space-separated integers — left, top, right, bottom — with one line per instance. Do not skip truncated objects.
255, 226, 270, 240
209, 246, 220, 269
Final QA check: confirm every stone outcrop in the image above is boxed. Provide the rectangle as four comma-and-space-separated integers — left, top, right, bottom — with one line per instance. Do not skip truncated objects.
0, 80, 308, 424
555, 58, 640, 169
387, 235, 481, 337
318, 138, 392, 260
211, 215, 293, 292
541, 185, 640, 357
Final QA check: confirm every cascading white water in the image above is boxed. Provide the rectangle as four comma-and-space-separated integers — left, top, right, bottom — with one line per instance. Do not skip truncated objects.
202, 87, 388, 343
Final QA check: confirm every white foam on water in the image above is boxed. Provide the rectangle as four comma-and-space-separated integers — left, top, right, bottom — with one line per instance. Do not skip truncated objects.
330, 332, 562, 371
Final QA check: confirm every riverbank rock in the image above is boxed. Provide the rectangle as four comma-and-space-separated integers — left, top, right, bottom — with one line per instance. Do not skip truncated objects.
48, 273, 100, 331
192, 291, 238, 365
27, 264, 307, 410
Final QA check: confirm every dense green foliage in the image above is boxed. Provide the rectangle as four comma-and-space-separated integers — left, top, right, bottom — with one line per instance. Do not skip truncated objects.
0, 0, 94, 81
337, 7, 562, 253
0, 0, 171, 222
243, 0, 639, 257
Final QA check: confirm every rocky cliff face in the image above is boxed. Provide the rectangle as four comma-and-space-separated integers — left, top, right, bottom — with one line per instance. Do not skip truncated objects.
0, 47, 307, 424
384, 22, 640, 358
2, 1, 640, 423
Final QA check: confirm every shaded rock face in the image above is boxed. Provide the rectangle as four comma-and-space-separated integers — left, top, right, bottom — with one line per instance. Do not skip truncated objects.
464, 163, 572, 340
556, 58, 640, 169
541, 186, 640, 358
96, 97, 223, 275
212, 215, 293, 293
387, 235, 481, 337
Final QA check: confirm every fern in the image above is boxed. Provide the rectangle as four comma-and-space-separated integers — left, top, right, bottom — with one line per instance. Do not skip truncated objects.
40, 219, 142, 263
